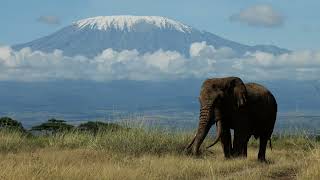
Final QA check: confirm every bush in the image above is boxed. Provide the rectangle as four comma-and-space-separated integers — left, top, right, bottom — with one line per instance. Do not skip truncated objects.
31, 118, 74, 134
77, 121, 124, 134
0, 117, 26, 132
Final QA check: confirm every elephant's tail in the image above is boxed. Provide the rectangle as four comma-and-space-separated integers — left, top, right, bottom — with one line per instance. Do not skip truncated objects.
269, 138, 273, 150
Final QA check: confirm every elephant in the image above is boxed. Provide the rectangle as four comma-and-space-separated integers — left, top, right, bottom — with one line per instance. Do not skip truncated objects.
186, 77, 277, 161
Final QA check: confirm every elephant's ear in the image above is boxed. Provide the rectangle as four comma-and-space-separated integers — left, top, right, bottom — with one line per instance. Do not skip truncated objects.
229, 77, 247, 108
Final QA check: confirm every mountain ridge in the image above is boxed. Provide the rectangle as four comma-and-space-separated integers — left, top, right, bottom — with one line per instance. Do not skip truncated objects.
74, 16, 194, 33
13, 15, 289, 57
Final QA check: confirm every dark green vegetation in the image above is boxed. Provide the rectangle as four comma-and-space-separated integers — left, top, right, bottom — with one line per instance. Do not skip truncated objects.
0, 117, 26, 132
1, 116, 126, 136
27, 118, 123, 134
78, 121, 125, 134
31, 118, 74, 134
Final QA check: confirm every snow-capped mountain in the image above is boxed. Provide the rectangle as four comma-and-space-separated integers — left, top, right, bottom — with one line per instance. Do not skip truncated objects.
13, 15, 289, 57
75, 16, 194, 33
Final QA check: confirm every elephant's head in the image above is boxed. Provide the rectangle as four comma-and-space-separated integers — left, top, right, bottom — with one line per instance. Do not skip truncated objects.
186, 77, 247, 155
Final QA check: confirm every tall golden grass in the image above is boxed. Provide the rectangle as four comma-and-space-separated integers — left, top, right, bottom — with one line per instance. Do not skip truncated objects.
0, 129, 318, 179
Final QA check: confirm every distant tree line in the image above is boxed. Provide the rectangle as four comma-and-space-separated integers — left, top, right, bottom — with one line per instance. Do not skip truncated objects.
0, 116, 125, 135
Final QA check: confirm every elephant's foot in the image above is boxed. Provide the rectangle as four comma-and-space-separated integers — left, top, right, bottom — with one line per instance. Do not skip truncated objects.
190, 148, 203, 157
258, 155, 266, 162
223, 154, 232, 159
223, 150, 233, 159
258, 158, 268, 163
184, 148, 192, 155
231, 153, 247, 160
231, 150, 243, 158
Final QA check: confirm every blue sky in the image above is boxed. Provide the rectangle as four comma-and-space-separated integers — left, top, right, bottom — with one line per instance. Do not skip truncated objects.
0, 0, 319, 50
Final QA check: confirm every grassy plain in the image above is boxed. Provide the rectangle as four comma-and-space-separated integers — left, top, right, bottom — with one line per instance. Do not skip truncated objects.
0, 129, 319, 180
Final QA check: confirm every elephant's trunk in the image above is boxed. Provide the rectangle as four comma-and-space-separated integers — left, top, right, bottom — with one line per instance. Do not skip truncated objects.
191, 106, 213, 155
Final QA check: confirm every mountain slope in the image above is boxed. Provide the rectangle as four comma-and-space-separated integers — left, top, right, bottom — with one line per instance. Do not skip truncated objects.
13, 16, 289, 57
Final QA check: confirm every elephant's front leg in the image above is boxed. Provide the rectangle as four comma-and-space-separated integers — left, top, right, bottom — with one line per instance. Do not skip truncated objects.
233, 131, 250, 157
233, 130, 241, 157
232, 109, 250, 158
242, 135, 251, 157
221, 127, 232, 158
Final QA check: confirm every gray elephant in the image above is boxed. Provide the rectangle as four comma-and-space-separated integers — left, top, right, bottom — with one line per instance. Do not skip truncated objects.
186, 77, 277, 161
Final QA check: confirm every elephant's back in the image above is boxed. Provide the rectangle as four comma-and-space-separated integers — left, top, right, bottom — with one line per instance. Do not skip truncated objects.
245, 82, 277, 113
245, 83, 277, 106
245, 83, 271, 97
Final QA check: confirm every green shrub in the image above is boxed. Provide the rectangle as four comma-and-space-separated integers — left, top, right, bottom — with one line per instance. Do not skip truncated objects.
31, 118, 74, 134
0, 117, 26, 132
77, 121, 125, 134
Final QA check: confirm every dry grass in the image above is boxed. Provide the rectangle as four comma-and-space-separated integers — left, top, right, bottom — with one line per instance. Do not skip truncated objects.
0, 130, 319, 180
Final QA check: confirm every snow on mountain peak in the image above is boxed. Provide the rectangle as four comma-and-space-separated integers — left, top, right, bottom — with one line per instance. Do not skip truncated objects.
73, 15, 194, 33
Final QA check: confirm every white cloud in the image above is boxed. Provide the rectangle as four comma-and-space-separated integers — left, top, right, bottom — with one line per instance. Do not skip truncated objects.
230, 4, 284, 28
37, 16, 60, 25
0, 43, 320, 81
190, 41, 235, 59
0, 46, 12, 60
233, 50, 320, 80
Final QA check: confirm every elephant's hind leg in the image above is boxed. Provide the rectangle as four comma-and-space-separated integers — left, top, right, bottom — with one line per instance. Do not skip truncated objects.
258, 137, 268, 161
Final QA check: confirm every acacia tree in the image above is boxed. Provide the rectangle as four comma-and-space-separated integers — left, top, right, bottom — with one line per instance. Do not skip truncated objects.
31, 118, 74, 135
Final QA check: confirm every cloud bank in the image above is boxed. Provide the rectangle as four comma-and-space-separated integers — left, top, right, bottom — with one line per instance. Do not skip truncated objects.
230, 4, 284, 28
0, 42, 319, 81
37, 16, 60, 25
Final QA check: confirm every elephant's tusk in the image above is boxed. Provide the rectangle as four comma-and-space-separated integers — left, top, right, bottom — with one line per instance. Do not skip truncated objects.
185, 134, 197, 150
206, 120, 222, 149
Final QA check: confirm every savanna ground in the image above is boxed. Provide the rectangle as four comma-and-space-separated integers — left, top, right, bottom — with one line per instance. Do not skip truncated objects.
0, 128, 319, 180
